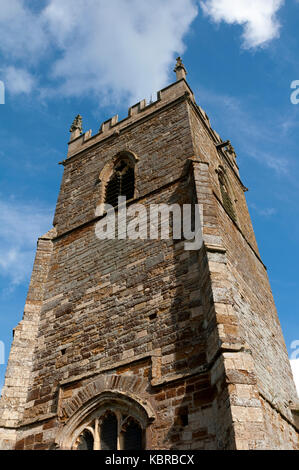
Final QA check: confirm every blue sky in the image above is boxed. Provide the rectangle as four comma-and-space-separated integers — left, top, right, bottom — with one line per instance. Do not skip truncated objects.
0, 0, 298, 395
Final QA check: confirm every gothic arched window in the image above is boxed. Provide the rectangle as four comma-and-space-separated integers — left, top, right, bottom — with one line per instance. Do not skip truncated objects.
217, 167, 237, 222
105, 159, 135, 207
100, 412, 118, 450
74, 409, 144, 451
76, 429, 94, 450
123, 418, 143, 450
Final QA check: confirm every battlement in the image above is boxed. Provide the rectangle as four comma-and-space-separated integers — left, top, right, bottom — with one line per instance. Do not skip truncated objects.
66, 59, 237, 174
67, 77, 198, 158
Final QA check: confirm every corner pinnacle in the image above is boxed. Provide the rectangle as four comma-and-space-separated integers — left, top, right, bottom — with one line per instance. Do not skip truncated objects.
174, 57, 187, 81
70, 114, 83, 134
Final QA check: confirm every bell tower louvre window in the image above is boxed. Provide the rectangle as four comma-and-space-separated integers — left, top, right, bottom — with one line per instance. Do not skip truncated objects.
105, 160, 135, 207
217, 167, 237, 223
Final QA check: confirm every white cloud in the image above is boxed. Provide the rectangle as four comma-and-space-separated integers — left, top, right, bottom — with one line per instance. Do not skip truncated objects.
0, 0, 48, 62
290, 359, 299, 397
2, 66, 36, 95
0, 198, 52, 290
200, 0, 284, 48
0, 0, 287, 102
0, 0, 198, 104
43, 0, 198, 103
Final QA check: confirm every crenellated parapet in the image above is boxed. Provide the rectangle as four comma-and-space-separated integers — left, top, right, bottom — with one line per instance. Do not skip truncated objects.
66, 58, 238, 175
67, 74, 196, 158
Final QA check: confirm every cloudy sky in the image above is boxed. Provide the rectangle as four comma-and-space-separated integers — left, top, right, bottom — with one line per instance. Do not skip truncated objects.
0, 0, 298, 396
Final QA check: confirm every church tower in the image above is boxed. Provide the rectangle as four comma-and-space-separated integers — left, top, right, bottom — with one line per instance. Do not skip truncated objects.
0, 59, 298, 450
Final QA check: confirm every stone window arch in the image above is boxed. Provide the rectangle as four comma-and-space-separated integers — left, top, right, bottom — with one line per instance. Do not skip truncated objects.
72, 405, 145, 451
97, 152, 138, 216
216, 166, 237, 222
105, 158, 135, 207
57, 390, 153, 450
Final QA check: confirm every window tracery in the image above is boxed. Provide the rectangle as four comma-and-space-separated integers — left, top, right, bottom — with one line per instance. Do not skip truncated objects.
73, 408, 144, 450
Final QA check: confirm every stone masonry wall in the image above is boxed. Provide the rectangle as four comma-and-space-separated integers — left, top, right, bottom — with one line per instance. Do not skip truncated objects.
13, 178, 222, 449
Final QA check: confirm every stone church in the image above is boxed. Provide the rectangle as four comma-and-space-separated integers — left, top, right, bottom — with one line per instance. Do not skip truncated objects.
0, 59, 298, 450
